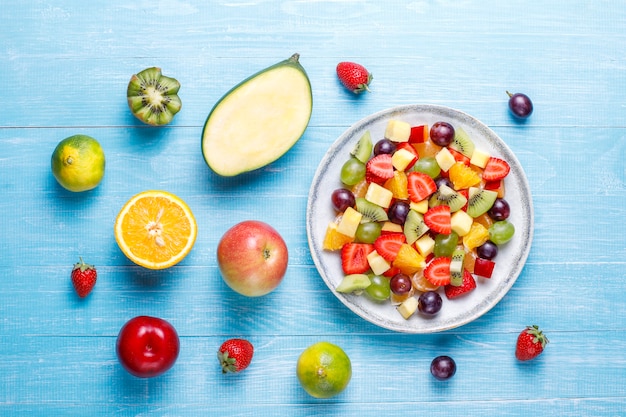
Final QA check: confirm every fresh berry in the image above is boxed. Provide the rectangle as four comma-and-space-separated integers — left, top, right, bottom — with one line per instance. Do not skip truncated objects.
444, 269, 476, 299
366, 154, 394, 183
407, 171, 437, 202
423, 257, 451, 286
430, 355, 456, 380
218, 338, 254, 373
374, 233, 406, 262
336, 61, 372, 94
341, 243, 374, 274
71, 257, 97, 298
515, 325, 549, 361
507, 91, 533, 119
482, 157, 511, 181
424, 205, 451, 235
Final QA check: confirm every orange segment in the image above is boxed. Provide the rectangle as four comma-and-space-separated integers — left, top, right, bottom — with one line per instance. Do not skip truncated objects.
463, 222, 490, 250
449, 162, 481, 190
323, 222, 354, 251
383, 170, 409, 199
114, 190, 197, 269
392, 244, 425, 275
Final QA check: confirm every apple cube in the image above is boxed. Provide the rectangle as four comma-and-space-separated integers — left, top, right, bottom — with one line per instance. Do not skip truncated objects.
409, 199, 429, 214
450, 210, 473, 236
337, 207, 362, 238
435, 147, 456, 172
367, 250, 391, 275
365, 182, 394, 208
392, 148, 417, 171
381, 221, 403, 234
415, 234, 435, 257
409, 124, 428, 144
474, 258, 495, 278
385, 119, 411, 143
470, 148, 490, 168
397, 296, 419, 319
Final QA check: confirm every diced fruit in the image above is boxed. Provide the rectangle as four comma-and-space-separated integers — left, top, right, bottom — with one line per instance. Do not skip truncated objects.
424, 257, 451, 286
482, 157, 511, 181
410, 199, 429, 214
415, 234, 435, 257
351, 131, 373, 163
351, 179, 368, 198
449, 248, 465, 286
466, 187, 498, 218
463, 222, 490, 250
323, 222, 354, 251
385, 119, 411, 142
381, 222, 403, 234
341, 243, 374, 274
336, 207, 362, 238
374, 233, 406, 262
409, 125, 429, 144
392, 147, 418, 172
365, 182, 394, 208
424, 206, 451, 235
355, 197, 388, 223
444, 269, 476, 299
448, 148, 470, 166
366, 153, 394, 183
367, 250, 391, 275
435, 147, 456, 172
393, 244, 425, 275
407, 172, 437, 202
484, 180, 506, 199
474, 258, 495, 278
413, 139, 442, 158
449, 127, 475, 158
412, 271, 440, 292
429, 184, 467, 213
450, 210, 473, 236
469, 148, 490, 168
397, 297, 419, 319
403, 210, 429, 245
473, 212, 494, 229
336, 274, 371, 293
448, 162, 481, 190
383, 170, 409, 199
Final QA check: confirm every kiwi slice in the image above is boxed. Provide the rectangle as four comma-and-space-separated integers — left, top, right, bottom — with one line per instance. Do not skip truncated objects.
466, 187, 498, 218
448, 127, 475, 158
449, 248, 465, 286
351, 130, 373, 163
336, 274, 371, 293
356, 197, 388, 222
127, 67, 182, 126
403, 209, 429, 245
429, 184, 468, 212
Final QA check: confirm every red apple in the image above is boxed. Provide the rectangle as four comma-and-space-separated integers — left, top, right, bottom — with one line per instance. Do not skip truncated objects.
116, 316, 180, 378
217, 220, 288, 297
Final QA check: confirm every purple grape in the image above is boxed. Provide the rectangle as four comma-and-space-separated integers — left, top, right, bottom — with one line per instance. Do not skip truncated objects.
477, 241, 498, 260
507, 91, 533, 119
418, 291, 442, 315
373, 139, 396, 156
390, 273, 412, 295
430, 122, 455, 146
435, 177, 454, 190
430, 355, 456, 380
388, 201, 410, 225
488, 198, 510, 221
331, 188, 355, 212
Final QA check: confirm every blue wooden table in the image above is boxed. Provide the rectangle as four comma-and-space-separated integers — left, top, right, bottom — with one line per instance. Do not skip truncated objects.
1, 1, 625, 415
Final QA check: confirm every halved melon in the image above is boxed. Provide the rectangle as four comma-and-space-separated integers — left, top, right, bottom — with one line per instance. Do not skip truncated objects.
202, 53, 313, 176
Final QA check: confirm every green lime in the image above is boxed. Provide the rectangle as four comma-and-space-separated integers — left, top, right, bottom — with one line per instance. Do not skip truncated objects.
296, 341, 352, 399
51, 135, 105, 192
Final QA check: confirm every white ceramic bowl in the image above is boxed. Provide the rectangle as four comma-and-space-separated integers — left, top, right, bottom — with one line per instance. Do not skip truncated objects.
306, 104, 533, 333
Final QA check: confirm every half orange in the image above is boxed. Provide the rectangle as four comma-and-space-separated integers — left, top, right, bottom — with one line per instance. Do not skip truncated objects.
114, 190, 197, 270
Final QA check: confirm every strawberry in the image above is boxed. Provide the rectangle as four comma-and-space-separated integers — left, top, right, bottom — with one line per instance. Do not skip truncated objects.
423, 256, 451, 286
515, 325, 549, 361
218, 338, 254, 373
336, 61, 372, 94
366, 154, 394, 183
482, 157, 510, 181
71, 257, 97, 298
444, 269, 476, 299
341, 243, 374, 274
407, 171, 437, 202
423, 205, 451, 234
374, 233, 406, 262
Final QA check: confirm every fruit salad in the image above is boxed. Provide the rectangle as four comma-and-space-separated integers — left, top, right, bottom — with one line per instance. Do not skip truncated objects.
323, 119, 515, 320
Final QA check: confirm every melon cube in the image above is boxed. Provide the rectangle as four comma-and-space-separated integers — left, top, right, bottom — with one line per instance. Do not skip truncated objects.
392, 148, 417, 171
450, 210, 473, 236
337, 206, 362, 238
470, 148, 491, 168
367, 250, 391, 275
415, 234, 435, 257
409, 199, 429, 214
397, 296, 419, 319
381, 221, 403, 234
385, 119, 411, 143
365, 182, 394, 208
435, 147, 456, 172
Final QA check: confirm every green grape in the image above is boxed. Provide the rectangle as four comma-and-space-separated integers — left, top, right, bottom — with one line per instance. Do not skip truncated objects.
433, 232, 459, 257
412, 156, 441, 179
489, 221, 515, 245
365, 275, 390, 301
340, 157, 366, 186
355, 222, 382, 244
